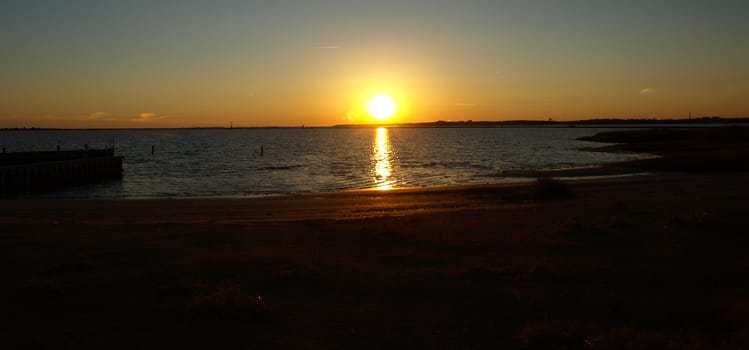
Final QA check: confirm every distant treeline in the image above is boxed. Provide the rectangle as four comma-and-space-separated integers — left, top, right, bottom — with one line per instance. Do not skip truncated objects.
335, 117, 749, 128
3, 117, 749, 131
0, 127, 63, 131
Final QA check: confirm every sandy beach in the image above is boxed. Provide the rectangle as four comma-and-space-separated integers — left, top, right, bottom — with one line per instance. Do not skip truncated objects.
2, 172, 749, 349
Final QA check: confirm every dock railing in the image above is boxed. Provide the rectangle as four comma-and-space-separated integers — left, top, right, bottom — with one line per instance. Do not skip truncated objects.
0, 149, 123, 195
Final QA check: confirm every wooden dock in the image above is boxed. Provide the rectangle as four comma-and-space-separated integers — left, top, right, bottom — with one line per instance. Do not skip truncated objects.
0, 149, 123, 195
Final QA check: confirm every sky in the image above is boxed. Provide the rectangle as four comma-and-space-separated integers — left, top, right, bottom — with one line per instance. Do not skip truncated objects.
1, 0, 748, 128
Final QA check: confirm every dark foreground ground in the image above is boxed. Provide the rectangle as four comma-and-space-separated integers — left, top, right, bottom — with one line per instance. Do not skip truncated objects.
1, 172, 749, 349
2, 127, 749, 349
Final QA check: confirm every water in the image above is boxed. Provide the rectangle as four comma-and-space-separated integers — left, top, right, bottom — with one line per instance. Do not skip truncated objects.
1, 127, 650, 199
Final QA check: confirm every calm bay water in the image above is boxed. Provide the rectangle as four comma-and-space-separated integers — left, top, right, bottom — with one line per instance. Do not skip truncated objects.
1, 127, 649, 199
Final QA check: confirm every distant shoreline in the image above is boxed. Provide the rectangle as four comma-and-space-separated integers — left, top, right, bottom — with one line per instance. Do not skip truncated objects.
2, 117, 748, 131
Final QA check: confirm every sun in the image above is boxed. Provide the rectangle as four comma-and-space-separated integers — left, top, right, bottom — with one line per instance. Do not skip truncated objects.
367, 94, 397, 121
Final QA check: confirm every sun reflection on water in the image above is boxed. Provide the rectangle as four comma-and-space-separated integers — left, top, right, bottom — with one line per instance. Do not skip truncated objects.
371, 127, 395, 190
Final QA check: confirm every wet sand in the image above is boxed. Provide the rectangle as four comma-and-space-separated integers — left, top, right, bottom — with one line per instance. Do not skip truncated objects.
2, 173, 749, 349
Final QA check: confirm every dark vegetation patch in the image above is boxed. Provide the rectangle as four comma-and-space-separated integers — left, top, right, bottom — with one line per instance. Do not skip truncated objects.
580, 127, 749, 172
579, 128, 692, 144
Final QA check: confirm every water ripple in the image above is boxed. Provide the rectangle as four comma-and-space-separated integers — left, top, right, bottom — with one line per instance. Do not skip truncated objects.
1, 127, 651, 198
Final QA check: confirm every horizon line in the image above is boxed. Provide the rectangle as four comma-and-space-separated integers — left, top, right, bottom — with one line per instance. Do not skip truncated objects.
2, 116, 748, 131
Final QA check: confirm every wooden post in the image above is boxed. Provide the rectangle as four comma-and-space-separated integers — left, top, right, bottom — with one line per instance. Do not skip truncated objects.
151, 145, 155, 155
260, 145, 264, 157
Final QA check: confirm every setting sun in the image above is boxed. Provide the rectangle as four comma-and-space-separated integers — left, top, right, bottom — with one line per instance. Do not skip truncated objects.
367, 94, 397, 121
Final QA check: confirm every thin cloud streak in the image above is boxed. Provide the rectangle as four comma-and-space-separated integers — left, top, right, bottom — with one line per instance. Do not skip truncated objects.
130, 112, 167, 122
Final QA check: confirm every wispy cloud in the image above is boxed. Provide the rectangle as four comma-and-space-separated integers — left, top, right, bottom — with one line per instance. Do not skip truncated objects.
83, 111, 170, 123
640, 87, 655, 94
312, 45, 341, 49
130, 112, 167, 122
